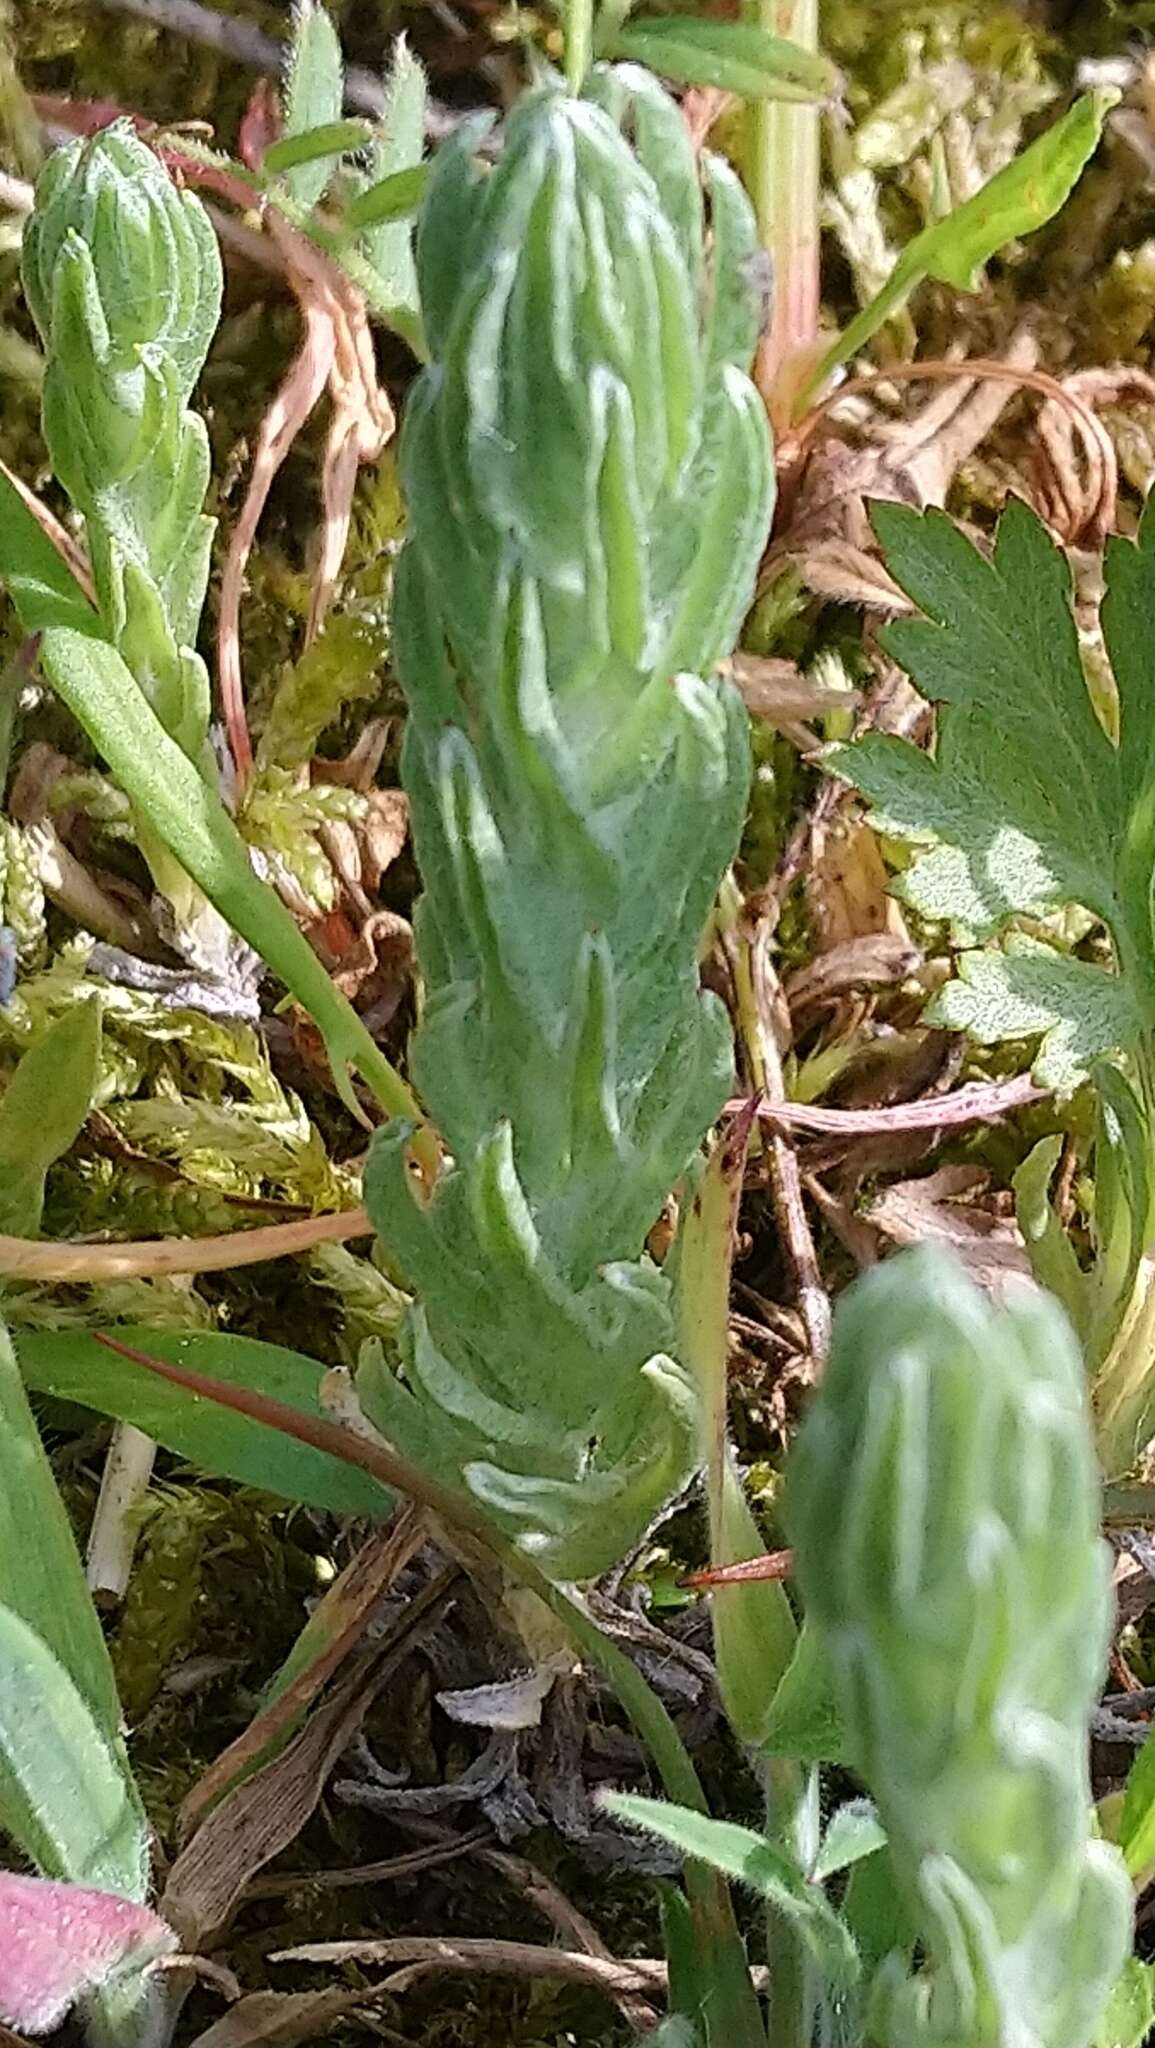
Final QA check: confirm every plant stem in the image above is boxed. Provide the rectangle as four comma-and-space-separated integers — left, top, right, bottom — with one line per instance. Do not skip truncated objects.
747, 0, 821, 415
565, 0, 595, 93
762, 1759, 811, 2048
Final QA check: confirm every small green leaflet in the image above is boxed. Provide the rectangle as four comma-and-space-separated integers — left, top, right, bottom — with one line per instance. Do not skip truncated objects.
833, 493, 1155, 1087
0, 1001, 101, 1236
607, 20, 836, 102
604, 1793, 860, 1996
808, 92, 1111, 399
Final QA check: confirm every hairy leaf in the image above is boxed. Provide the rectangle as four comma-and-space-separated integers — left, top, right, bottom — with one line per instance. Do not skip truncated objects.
834, 495, 1155, 1084
0, 1873, 174, 2039
0, 1605, 147, 1899
788, 1248, 1132, 2048
363, 66, 774, 1576
281, 0, 345, 209
606, 1793, 860, 1995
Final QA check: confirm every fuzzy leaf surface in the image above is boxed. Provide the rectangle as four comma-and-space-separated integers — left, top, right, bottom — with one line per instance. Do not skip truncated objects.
834, 496, 1155, 1082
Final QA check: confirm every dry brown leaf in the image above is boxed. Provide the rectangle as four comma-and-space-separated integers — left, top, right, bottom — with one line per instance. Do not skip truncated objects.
866, 1166, 1032, 1299
807, 817, 909, 947
727, 653, 862, 726
178, 1509, 426, 1841
783, 932, 922, 1013
185, 1984, 394, 2048
163, 1561, 453, 1947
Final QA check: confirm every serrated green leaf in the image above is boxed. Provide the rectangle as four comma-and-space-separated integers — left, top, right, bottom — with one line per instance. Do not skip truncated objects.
353, 36, 426, 338
0, 1604, 147, 1898
0, 999, 101, 1236
834, 494, 1155, 1086
810, 93, 1111, 396
282, 0, 345, 209
0, 1318, 123, 1743
607, 20, 836, 101
606, 1794, 860, 1995
928, 939, 1143, 1092
16, 1327, 392, 1517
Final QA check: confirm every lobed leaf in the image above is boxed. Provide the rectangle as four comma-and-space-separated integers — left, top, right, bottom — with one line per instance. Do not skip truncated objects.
834, 494, 1155, 1085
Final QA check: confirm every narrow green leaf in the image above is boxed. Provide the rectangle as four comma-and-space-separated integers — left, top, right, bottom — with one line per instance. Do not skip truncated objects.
16, 1328, 393, 1517
679, 1123, 795, 1746
811, 1800, 886, 1883
606, 1793, 860, 1995
54, 634, 402, 1116
15, 616, 416, 1124
1013, 1135, 1091, 1344
0, 1604, 147, 1898
657, 1881, 706, 2035
282, 0, 345, 208
0, 1318, 122, 1742
756, 1620, 847, 1765
1120, 1724, 1155, 1882
264, 117, 373, 177
1092, 1062, 1153, 1343
345, 162, 427, 231
0, 479, 96, 636
609, 20, 836, 102
809, 92, 1111, 397
0, 999, 101, 1236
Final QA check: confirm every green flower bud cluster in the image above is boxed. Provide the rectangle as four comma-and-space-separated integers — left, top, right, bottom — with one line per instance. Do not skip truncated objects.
788, 1249, 1132, 2048
362, 67, 775, 1577
22, 122, 222, 761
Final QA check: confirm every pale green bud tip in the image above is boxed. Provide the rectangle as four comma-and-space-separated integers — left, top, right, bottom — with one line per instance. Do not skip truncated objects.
787, 1248, 1101, 1649
22, 119, 222, 399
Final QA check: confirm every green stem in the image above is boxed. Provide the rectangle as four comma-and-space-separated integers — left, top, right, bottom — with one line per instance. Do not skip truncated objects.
762, 1759, 810, 2048
746, 0, 820, 408
565, 0, 595, 93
